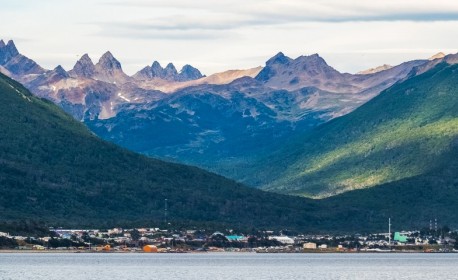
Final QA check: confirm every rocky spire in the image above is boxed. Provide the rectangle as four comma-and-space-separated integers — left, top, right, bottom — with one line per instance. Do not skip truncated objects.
6, 40, 19, 57
134, 60, 203, 81
164, 63, 178, 76
178, 64, 204, 81
53, 65, 69, 78
0, 40, 20, 65
151, 61, 163, 77
97, 51, 122, 70
72, 54, 95, 78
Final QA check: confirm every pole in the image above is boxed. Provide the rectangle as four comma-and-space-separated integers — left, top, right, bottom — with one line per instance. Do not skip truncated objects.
164, 199, 168, 224
388, 218, 391, 250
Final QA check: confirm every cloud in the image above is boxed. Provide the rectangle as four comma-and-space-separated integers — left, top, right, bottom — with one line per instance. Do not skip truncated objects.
102, 0, 458, 24
95, 27, 224, 40
95, 0, 458, 41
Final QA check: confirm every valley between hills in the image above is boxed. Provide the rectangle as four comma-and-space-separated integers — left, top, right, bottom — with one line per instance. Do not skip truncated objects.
0, 40, 457, 233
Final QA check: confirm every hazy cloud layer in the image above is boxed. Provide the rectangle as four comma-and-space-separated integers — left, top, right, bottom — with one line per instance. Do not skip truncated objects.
1, 0, 458, 74
104, 0, 458, 23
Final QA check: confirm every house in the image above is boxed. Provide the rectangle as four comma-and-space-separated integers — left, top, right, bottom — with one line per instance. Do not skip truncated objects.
303, 242, 317, 249
32, 245, 45, 250
270, 236, 295, 245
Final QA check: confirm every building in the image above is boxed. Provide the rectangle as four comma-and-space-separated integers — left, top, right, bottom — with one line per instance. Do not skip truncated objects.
394, 232, 408, 243
303, 242, 317, 249
225, 235, 247, 242
143, 245, 158, 253
270, 236, 295, 245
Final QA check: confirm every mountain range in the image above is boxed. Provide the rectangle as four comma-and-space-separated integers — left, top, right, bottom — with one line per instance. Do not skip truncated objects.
0, 39, 456, 200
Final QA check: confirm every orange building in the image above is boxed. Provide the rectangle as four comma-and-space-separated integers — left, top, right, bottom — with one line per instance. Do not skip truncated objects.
143, 245, 158, 253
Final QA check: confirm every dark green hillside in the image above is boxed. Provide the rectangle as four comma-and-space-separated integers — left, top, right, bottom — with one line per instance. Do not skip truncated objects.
320, 144, 458, 231
2, 71, 458, 234
0, 72, 323, 230
257, 62, 458, 198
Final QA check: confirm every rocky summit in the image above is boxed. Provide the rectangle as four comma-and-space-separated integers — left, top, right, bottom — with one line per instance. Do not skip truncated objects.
133, 61, 204, 81
70, 54, 96, 78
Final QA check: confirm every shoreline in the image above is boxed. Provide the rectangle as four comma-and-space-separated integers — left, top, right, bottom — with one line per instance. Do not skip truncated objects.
0, 250, 456, 254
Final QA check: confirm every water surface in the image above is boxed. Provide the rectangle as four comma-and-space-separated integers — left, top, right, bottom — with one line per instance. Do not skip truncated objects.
1, 253, 457, 279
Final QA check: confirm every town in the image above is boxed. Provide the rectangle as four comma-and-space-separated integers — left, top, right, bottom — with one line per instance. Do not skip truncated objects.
1, 225, 457, 253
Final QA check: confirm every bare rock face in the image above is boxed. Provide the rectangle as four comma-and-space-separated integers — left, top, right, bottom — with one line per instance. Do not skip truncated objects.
256, 52, 350, 92
178, 64, 204, 81
70, 54, 95, 78
256, 52, 427, 95
133, 61, 204, 82
0, 40, 19, 64
0, 40, 44, 76
93, 51, 130, 84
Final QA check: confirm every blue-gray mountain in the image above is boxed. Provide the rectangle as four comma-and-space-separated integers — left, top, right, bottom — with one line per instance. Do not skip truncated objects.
0, 40, 444, 188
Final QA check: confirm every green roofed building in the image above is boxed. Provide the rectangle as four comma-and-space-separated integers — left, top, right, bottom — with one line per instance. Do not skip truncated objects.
394, 232, 408, 243
225, 236, 246, 242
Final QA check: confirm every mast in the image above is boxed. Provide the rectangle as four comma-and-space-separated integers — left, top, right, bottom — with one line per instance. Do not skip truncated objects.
388, 217, 391, 250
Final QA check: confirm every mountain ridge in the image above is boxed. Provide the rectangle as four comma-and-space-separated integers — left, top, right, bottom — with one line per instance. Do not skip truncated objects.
1, 39, 453, 192
253, 62, 458, 197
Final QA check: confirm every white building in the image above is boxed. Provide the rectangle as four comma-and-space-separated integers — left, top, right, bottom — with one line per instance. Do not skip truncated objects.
270, 236, 295, 245
303, 242, 317, 249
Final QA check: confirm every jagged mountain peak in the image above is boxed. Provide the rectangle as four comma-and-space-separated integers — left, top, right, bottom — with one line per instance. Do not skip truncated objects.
179, 64, 204, 81
180, 64, 197, 73
97, 51, 122, 70
266, 52, 291, 65
0, 39, 45, 76
78, 53, 94, 65
165, 62, 177, 72
6, 40, 19, 57
71, 53, 95, 78
48, 65, 70, 80
152, 60, 162, 69
54, 64, 65, 72
0, 39, 20, 64
163, 63, 178, 79
256, 51, 347, 90
134, 60, 203, 81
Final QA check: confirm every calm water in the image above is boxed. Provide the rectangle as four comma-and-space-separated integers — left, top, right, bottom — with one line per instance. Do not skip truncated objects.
1, 253, 458, 279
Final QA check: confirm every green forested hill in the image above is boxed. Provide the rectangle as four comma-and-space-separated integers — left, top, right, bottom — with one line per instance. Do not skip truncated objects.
257, 62, 458, 198
318, 143, 458, 232
0, 72, 323, 230
2, 70, 458, 234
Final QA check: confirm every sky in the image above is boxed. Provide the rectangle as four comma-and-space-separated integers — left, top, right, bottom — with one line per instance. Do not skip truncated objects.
1, 0, 458, 75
